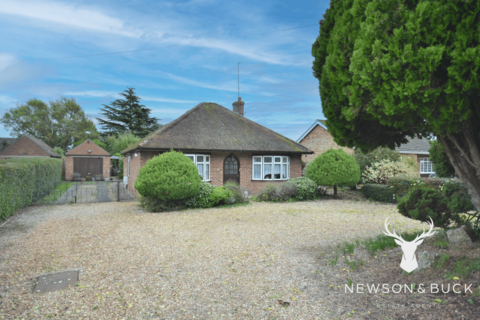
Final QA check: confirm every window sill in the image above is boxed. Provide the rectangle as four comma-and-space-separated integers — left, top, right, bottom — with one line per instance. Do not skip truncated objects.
251, 179, 290, 181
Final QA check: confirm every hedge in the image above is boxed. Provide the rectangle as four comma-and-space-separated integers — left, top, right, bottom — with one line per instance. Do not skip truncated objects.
0, 157, 62, 221
361, 184, 396, 203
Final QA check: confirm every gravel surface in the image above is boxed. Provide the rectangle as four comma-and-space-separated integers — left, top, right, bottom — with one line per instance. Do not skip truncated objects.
0, 200, 425, 319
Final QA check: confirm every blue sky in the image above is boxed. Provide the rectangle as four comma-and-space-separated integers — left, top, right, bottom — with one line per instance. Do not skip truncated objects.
0, 0, 329, 142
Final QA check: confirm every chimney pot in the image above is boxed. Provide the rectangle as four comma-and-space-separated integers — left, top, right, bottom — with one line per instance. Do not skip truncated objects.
232, 97, 245, 116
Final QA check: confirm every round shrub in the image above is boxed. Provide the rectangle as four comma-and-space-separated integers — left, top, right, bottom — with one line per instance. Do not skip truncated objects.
305, 149, 360, 195
289, 177, 317, 200
209, 186, 233, 206
135, 150, 201, 201
184, 181, 215, 208
397, 187, 453, 228
257, 184, 280, 202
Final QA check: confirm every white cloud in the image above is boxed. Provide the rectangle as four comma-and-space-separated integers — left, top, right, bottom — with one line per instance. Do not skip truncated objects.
0, 94, 17, 105
0, 0, 142, 37
64, 91, 119, 98
142, 97, 197, 104
0, 53, 17, 71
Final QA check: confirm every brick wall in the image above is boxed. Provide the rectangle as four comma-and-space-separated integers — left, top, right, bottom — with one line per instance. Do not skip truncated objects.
66, 139, 110, 156
0, 136, 49, 157
400, 153, 432, 177
125, 150, 303, 195
65, 156, 74, 180
298, 125, 354, 162
124, 152, 142, 195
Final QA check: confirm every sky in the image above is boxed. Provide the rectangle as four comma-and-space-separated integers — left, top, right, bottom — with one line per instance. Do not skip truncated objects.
0, 0, 329, 143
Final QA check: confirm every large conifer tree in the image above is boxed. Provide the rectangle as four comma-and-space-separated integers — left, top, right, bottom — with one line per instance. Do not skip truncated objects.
312, 0, 480, 212
97, 87, 159, 138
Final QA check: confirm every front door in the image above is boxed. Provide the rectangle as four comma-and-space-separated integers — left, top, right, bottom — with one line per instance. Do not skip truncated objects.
223, 154, 239, 184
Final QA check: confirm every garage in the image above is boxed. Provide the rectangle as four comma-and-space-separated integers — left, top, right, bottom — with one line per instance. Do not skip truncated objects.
73, 158, 103, 178
65, 139, 111, 180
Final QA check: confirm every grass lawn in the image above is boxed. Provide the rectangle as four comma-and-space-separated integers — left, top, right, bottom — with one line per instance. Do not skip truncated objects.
38, 182, 74, 204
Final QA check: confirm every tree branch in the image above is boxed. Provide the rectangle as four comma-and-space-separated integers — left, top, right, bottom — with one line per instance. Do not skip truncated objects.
446, 132, 480, 171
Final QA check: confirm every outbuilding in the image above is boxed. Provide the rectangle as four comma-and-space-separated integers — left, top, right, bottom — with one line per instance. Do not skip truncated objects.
65, 139, 111, 180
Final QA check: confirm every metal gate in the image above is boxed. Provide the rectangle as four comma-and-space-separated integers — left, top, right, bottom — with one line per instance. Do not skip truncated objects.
32, 181, 137, 205
73, 158, 103, 178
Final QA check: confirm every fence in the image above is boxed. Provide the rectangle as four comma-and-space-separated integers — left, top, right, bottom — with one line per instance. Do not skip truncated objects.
32, 181, 137, 205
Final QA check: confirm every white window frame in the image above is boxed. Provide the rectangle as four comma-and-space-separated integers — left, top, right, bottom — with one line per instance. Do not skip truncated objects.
420, 157, 435, 174
252, 155, 290, 180
185, 154, 210, 181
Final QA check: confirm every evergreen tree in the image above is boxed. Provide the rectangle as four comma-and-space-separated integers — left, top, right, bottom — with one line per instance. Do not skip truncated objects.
97, 87, 159, 138
428, 140, 455, 178
312, 0, 480, 212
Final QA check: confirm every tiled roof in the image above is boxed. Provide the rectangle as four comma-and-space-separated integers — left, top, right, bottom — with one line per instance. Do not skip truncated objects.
1, 135, 61, 157
24, 135, 62, 158
0, 138, 17, 152
396, 137, 431, 154
121, 102, 312, 154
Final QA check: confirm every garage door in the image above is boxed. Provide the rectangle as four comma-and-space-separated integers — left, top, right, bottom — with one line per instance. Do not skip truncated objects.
73, 158, 103, 178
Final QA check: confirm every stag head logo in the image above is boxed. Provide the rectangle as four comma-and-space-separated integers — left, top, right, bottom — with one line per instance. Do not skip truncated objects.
383, 218, 436, 273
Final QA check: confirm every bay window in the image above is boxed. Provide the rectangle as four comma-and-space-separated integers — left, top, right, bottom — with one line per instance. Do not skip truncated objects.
252, 156, 289, 180
185, 154, 210, 181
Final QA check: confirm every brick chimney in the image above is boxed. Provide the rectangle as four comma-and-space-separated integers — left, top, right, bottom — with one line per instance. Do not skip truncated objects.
232, 97, 245, 116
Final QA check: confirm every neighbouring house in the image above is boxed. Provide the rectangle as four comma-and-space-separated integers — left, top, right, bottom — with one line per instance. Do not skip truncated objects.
396, 137, 435, 178
65, 139, 111, 180
121, 99, 313, 195
0, 135, 61, 159
0, 137, 17, 153
297, 119, 354, 162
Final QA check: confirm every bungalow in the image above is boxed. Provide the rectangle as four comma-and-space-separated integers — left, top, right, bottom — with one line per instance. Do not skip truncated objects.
396, 137, 435, 178
297, 120, 434, 177
121, 99, 313, 195
0, 135, 61, 159
296, 119, 354, 162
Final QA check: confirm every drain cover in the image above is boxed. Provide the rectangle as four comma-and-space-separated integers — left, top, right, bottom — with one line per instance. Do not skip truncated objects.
33, 270, 80, 293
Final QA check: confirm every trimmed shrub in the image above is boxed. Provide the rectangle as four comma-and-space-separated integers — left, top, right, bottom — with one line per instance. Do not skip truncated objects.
209, 186, 233, 206
306, 149, 360, 195
362, 159, 417, 184
0, 157, 62, 221
387, 175, 425, 198
397, 187, 453, 228
184, 181, 215, 208
135, 150, 201, 202
224, 181, 248, 204
289, 177, 317, 200
361, 184, 396, 203
140, 196, 185, 213
257, 182, 297, 202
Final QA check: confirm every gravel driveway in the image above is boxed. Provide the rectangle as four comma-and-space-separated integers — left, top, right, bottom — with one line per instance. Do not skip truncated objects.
0, 200, 424, 319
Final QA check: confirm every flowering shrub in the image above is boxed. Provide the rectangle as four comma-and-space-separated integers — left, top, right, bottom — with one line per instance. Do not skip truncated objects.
362, 159, 417, 184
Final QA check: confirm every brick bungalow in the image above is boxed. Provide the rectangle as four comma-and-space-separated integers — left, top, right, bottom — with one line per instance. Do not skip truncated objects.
121, 99, 313, 195
296, 119, 354, 162
0, 135, 61, 159
396, 137, 435, 177
298, 120, 435, 177
65, 139, 111, 180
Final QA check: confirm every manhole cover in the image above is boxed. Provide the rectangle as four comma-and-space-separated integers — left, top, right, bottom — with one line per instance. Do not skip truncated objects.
32, 270, 80, 294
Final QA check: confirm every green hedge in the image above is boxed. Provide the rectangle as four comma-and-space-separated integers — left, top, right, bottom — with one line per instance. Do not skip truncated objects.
361, 184, 396, 203
0, 157, 62, 220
